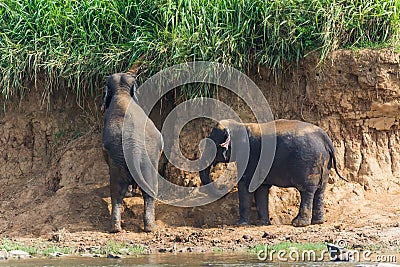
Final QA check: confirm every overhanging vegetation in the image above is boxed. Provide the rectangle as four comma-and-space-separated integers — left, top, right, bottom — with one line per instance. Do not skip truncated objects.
0, 0, 398, 101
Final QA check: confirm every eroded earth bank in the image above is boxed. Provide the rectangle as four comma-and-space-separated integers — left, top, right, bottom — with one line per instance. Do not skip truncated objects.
0, 49, 399, 255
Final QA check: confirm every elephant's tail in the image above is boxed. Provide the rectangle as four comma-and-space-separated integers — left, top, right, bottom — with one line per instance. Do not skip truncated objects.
329, 150, 349, 182
324, 133, 349, 182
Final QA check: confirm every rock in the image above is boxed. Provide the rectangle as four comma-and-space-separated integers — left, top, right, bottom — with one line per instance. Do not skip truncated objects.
171, 243, 177, 253
49, 252, 67, 258
106, 253, 122, 259
118, 248, 130, 255
365, 117, 396, 131
327, 243, 355, 261
352, 186, 364, 197
174, 235, 185, 242
262, 232, 277, 239
158, 244, 176, 253
8, 250, 31, 259
242, 235, 251, 240
0, 249, 8, 260
80, 253, 102, 257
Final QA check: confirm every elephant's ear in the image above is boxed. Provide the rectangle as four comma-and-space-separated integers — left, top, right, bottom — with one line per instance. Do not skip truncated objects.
101, 84, 112, 112
220, 128, 231, 149
130, 78, 139, 103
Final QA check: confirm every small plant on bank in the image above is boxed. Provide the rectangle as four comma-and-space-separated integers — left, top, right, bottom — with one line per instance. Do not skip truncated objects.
212, 247, 223, 254
41, 246, 73, 257
0, 238, 39, 256
92, 240, 146, 256
0, 238, 75, 257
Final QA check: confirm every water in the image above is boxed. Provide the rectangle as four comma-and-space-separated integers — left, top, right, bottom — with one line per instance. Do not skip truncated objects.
0, 253, 372, 267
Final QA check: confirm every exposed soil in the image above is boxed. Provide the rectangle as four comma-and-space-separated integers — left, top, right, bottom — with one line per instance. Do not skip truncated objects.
2, 183, 400, 255
0, 49, 399, 255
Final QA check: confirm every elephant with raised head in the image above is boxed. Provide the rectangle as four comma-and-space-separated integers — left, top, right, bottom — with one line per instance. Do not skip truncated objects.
199, 119, 347, 227
102, 72, 163, 232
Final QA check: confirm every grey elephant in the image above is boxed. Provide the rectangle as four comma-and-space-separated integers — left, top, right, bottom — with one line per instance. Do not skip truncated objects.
102, 72, 163, 232
199, 119, 347, 227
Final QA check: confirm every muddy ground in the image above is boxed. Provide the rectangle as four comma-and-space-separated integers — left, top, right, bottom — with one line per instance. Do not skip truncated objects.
1, 49, 400, 256
2, 173, 400, 255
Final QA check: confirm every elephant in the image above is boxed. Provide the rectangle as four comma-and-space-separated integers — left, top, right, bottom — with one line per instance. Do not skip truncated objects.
199, 119, 347, 227
102, 72, 163, 232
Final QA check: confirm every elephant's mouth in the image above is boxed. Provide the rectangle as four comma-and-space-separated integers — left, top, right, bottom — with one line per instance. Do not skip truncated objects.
222, 149, 231, 163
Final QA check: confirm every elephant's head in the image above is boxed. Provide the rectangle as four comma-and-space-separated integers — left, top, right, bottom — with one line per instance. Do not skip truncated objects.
199, 122, 232, 185
101, 72, 139, 112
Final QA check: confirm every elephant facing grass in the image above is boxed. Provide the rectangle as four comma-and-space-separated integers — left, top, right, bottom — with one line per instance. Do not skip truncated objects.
102, 72, 163, 232
199, 119, 347, 227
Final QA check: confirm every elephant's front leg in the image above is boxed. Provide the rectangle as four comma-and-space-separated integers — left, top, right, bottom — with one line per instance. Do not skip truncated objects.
292, 187, 317, 227
141, 190, 156, 232
255, 185, 271, 225
237, 180, 253, 225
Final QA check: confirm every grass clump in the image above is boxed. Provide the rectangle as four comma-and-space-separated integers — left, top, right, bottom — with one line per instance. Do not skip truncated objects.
0, 238, 39, 255
0, 238, 73, 257
41, 246, 72, 256
0, 238, 145, 257
93, 240, 146, 255
0, 0, 399, 102
0, 238, 36, 255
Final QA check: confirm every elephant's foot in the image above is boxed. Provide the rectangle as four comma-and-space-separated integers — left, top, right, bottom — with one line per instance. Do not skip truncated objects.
312, 210, 324, 225
110, 222, 122, 233
311, 217, 324, 225
311, 219, 324, 225
291, 216, 311, 227
257, 219, 271, 226
144, 222, 156, 232
236, 219, 250, 226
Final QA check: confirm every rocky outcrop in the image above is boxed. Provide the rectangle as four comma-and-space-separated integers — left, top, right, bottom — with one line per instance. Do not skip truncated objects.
296, 49, 400, 191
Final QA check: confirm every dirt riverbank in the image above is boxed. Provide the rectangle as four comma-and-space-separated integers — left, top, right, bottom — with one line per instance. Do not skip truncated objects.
0, 49, 399, 257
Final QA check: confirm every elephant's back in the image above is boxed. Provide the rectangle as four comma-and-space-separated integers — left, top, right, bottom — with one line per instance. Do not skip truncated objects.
102, 94, 132, 166
273, 120, 329, 151
102, 93, 162, 165
102, 121, 125, 166
271, 119, 323, 136
269, 120, 331, 164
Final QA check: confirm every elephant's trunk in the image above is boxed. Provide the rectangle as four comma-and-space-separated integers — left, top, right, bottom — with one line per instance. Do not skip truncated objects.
199, 164, 212, 185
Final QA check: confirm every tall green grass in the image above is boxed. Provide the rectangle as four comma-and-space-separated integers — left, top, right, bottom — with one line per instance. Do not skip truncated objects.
0, 0, 398, 101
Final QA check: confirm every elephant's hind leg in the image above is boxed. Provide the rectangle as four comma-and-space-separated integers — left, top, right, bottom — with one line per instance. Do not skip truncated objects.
237, 180, 253, 225
292, 187, 317, 227
140, 164, 157, 232
311, 182, 327, 225
141, 190, 156, 232
109, 166, 130, 233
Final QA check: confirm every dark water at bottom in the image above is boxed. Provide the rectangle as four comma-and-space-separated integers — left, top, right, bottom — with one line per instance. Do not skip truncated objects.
0, 253, 382, 267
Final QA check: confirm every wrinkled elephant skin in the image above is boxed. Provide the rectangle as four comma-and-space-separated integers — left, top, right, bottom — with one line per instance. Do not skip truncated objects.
199, 119, 346, 227
102, 73, 163, 232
